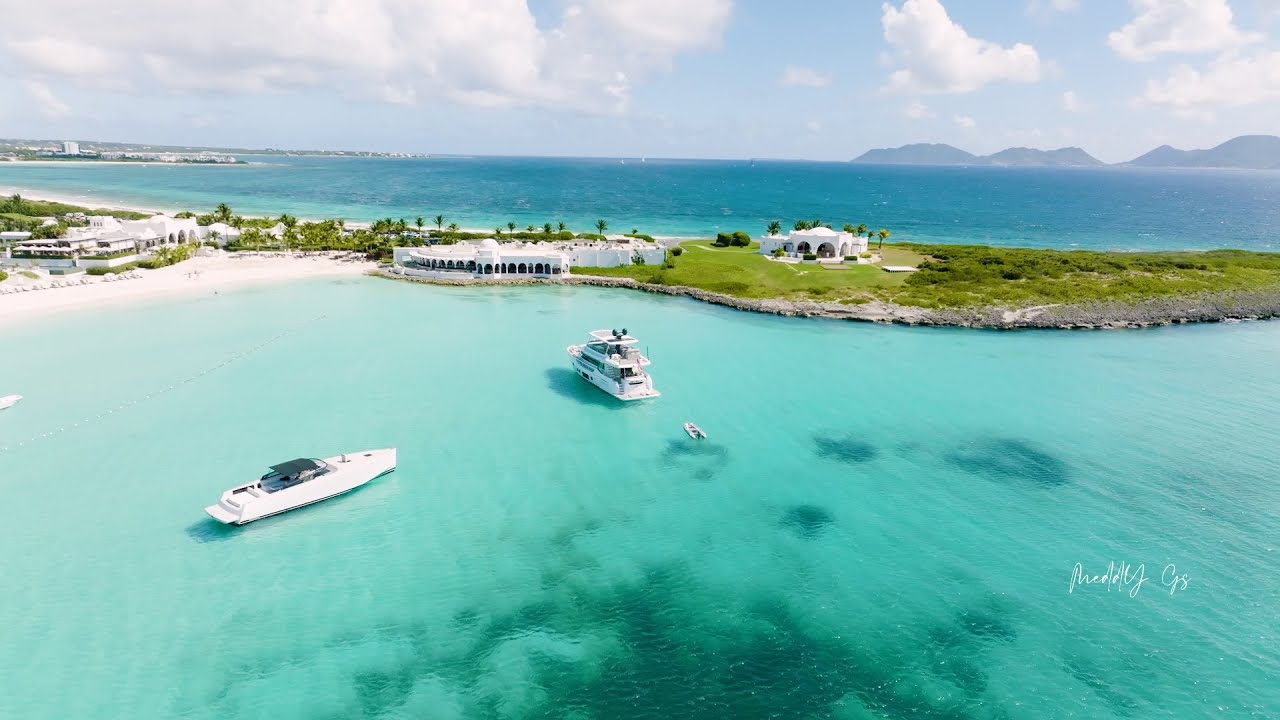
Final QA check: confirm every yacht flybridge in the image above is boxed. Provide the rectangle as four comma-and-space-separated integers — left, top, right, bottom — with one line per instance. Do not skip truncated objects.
204, 448, 396, 525
567, 328, 660, 401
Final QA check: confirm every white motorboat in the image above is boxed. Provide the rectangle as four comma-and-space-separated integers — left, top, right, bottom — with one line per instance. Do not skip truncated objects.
204, 448, 396, 525
683, 422, 707, 439
567, 328, 660, 401
0, 394, 22, 411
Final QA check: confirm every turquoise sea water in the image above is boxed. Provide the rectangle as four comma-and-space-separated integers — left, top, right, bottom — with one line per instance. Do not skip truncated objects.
1, 157, 1279, 250
1, 278, 1278, 718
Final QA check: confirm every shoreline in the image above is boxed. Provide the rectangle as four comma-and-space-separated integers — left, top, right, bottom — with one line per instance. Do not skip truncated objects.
371, 270, 1280, 330
0, 254, 375, 328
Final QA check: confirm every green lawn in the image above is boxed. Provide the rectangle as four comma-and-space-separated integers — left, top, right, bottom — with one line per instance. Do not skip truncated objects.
582, 240, 915, 301
579, 240, 1280, 309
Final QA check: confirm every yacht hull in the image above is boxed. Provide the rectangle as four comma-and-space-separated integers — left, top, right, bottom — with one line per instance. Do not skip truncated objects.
204, 448, 396, 525
567, 346, 660, 401
0, 394, 22, 411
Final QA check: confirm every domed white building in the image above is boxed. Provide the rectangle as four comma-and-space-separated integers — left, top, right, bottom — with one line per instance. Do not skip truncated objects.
757, 226, 867, 259
394, 239, 568, 278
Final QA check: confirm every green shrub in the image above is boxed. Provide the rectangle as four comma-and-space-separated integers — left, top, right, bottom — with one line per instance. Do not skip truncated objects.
860, 251, 873, 259
670, 247, 683, 257
625, 233, 655, 242
576, 233, 607, 241
0, 270, 7, 282
803, 253, 818, 261
713, 233, 732, 247
844, 255, 859, 261
86, 262, 140, 275
731, 231, 751, 247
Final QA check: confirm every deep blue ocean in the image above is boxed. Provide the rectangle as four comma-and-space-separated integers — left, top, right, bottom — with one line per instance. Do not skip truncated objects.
2, 156, 1278, 250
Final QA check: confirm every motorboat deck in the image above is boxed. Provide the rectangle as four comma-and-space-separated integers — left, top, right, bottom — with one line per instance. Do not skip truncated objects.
205, 448, 396, 525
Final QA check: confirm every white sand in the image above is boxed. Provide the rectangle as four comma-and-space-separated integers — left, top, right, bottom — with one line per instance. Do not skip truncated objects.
0, 253, 376, 328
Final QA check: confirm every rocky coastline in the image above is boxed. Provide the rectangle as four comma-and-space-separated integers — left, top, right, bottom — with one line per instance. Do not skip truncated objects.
371, 270, 1280, 330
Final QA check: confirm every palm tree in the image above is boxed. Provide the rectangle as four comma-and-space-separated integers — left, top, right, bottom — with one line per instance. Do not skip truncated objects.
526, 225, 535, 232
395, 218, 409, 234
434, 214, 444, 230
595, 219, 608, 235
278, 214, 298, 229
812, 219, 823, 230
447, 222, 459, 232
794, 220, 810, 231
214, 203, 233, 224
557, 221, 566, 233
543, 223, 553, 235
495, 227, 504, 236
855, 223, 867, 236
877, 228, 891, 249
508, 222, 517, 233
415, 216, 425, 234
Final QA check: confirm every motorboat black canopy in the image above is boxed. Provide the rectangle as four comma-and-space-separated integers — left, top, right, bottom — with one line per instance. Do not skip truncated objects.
269, 458, 322, 476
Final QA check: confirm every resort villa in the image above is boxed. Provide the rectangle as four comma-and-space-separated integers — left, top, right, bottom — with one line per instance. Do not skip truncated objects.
4, 215, 206, 271
757, 227, 868, 259
392, 238, 666, 279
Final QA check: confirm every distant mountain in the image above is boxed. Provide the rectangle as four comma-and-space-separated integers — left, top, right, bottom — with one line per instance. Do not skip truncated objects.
851, 143, 1101, 167
1122, 135, 1280, 169
851, 143, 978, 165
984, 147, 1103, 167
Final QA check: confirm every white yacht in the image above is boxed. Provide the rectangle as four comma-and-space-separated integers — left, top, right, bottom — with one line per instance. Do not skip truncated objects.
204, 448, 396, 525
567, 328, 660, 401
0, 394, 21, 411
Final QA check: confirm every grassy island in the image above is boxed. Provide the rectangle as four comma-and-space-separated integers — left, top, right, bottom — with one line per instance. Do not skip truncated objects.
581, 241, 1280, 310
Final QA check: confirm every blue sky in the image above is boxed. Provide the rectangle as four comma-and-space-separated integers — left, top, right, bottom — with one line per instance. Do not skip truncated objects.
2, 0, 1279, 162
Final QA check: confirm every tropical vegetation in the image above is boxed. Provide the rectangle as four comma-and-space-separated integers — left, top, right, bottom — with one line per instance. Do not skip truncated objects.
579, 240, 1280, 309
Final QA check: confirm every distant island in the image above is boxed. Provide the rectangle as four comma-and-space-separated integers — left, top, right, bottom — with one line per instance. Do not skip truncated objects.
851, 135, 1280, 169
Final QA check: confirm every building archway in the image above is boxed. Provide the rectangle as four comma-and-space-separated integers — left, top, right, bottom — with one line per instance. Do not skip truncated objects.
484, 263, 493, 274
518, 263, 527, 273
168, 233, 176, 245
817, 242, 836, 258
796, 242, 812, 254
467, 261, 476, 272
534, 263, 544, 274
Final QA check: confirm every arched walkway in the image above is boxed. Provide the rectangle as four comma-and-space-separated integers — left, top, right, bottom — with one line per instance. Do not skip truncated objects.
518, 263, 527, 274
817, 242, 836, 258
796, 242, 812, 254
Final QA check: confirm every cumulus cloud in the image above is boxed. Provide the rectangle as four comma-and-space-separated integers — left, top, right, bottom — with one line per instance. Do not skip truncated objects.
24, 80, 70, 119
905, 100, 936, 118
780, 65, 832, 87
881, 0, 1041, 93
0, 0, 733, 112
1108, 0, 1261, 61
953, 114, 976, 128
1141, 50, 1280, 111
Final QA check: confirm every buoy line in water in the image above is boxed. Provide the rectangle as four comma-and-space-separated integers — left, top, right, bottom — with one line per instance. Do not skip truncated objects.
0, 314, 327, 455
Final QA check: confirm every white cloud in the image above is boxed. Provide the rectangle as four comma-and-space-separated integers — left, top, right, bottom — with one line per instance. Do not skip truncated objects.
1108, 0, 1261, 61
905, 100, 936, 118
806, 120, 824, 133
780, 65, 832, 87
24, 80, 70, 119
1062, 90, 1087, 111
954, 114, 976, 128
0, 0, 733, 113
881, 0, 1041, 93
1141, 50, 1280, 112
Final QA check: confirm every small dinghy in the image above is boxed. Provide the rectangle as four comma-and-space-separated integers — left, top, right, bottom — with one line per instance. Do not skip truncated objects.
683, 422, 707, 439
0, 394, 22, 411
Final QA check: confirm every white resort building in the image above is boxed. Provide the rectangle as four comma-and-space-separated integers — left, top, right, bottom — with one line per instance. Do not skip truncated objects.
757, 227, 867, 259
392, 238, 666, 279
4, 214, 206, 270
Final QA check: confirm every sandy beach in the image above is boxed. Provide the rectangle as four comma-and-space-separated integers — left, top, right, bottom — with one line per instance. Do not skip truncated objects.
0, 253, 375, 328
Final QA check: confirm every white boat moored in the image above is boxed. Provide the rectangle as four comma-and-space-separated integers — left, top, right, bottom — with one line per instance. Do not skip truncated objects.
204, 448, 396, 525
683, 422, 707, 439
0, 394, 22, 411
567, 328, 660, 401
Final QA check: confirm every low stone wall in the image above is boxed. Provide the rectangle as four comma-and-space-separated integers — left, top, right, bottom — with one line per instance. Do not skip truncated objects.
370, 270, 1280, 330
